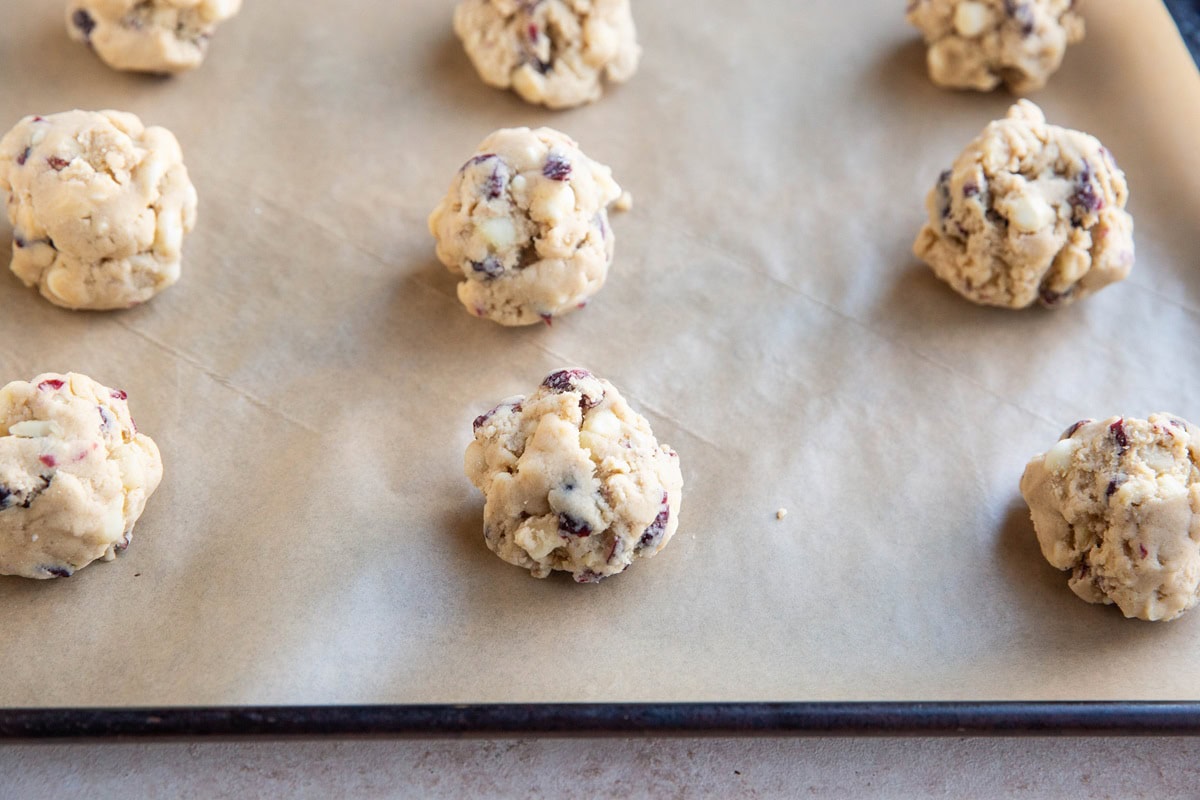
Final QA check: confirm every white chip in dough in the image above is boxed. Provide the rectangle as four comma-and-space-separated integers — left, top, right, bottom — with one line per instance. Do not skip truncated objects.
1020, 415, 1200, 622
906, 0, 1084, 93
67, 0, 243, 74
0, 110, 198, 311
429, 127, 623, 327
454, 0, 641, 109
913, 101, 1134, 309
0, 373, 163, 580
466, 369, 683, 583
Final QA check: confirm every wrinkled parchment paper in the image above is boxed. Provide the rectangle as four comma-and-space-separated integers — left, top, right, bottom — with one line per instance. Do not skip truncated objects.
1, 0, 1198, 707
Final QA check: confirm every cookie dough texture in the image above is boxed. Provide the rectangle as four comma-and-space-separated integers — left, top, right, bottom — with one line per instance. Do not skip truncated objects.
453, 0, 640, 109
1021, 415, 1200, 622
906, 0, 1084, 93
466, 369, 683, 583
0, 110, 197, 310
429, 127, 622, 326
0, 373, 163, 580
67, 0, 243, 74
913, 101, 1133, 309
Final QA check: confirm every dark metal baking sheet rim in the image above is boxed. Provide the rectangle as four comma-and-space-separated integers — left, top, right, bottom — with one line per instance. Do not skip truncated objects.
3, 702, 1200, 740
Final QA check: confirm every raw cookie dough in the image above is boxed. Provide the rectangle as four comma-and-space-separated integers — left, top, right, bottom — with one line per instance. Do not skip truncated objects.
0, 373, 163, 580
429, 127, 623, 326
466, 369, 683, 583
906, 0, 1084, 93
67, 0, 243, 74
913, 101, 1133, 309
453, 0, 640, 109
0, 110, 198, 310
1021, 415, 1200, 622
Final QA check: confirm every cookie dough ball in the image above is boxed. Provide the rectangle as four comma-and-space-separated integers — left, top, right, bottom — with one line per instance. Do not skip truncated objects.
429, 127, 623, 326
453, 0, 640, 109
0, 373, 163, 580
0, 110, 198, 310
913, 101, 1133, 309
67, 0, 243, 74
1021, 415, 1200, 621
906, 0, 1084, 93
466, 369, 683, 583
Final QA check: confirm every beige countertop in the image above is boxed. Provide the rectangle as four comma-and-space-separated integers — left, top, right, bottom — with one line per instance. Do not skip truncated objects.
4, 737, 1200, 797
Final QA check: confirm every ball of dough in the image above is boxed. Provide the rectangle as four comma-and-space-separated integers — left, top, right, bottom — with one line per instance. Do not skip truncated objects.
906, 0, 1084, 93
0, 373, 163, 580
453, 0, 640, 109
913, 101, 1133, 309
429, 127, 623, 327
1020, 415, 1200, 622
466, 369, 683, 583
0, 110, 198, 311
66, 0, 243, 74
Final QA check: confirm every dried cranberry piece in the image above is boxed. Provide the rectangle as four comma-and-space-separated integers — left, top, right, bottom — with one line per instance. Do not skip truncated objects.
13, 235, 26, 248
72, 8, 96, 38
635, 492, 671, 553
1060, 419, 1092, 440
470, 256, 504, 279
1110, 418, 1128, 452
558, 514, 591, 537
542, 369, 592, 393
38, 379, 64, 391
1106, 480, 1118, 497
38, 455, 57, 469
111, 389, 127, 400
1003, 0, 1035, 35
1070, 163, 1104, 217
472, 400, 521, 433
16, 147, 29, 166
963, 183, 979, 198
574, 570, 604, 584
1139, 544, 1148, 559
44, 566, 73, 578
543, 154, 572, 182
47, 156, 70, 171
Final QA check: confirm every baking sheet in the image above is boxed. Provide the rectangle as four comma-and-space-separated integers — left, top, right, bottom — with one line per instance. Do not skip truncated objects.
0, 0, 1198, 709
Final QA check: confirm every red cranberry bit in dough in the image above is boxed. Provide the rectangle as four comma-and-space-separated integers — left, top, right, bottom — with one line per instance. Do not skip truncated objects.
39, 454, 57, 468
635, 492, 671, 553
16, 147, 29, 166
558, 513, 592, 537
542, 154, 572, 181
47, 156, 70, 171
71, 8, 96, 38
1110, 419, 1128, 452
38, 379, 64, 391
111, 389, 127, 400
1060, 419, 1092, 440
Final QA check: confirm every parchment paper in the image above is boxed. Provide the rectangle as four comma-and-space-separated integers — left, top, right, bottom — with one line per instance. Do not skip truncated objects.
0, 0, 1198, 708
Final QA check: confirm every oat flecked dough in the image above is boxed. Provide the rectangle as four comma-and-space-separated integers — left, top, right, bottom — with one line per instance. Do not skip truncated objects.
1021, 415, 1200, 622
913, 101, 1133, 309
454, 0, 641, 108
67, 0, 243, 74
429, 127, 624, 326
0, 373, 163, 580
906, 0, 1084, 93
0, 110, 197, 310
466, 369, 683, 583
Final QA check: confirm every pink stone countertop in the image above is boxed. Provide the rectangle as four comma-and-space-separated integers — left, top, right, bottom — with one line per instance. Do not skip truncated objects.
3, 737, 1199, 797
